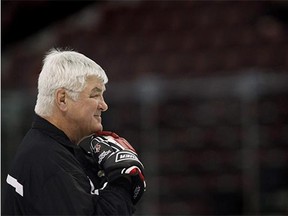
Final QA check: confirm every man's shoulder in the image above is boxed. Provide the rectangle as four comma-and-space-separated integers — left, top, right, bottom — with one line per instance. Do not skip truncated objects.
17, 129, 56, 159
8, 128, 80, 183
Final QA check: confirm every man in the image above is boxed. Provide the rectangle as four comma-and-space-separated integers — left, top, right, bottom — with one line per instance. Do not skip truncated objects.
2, 48, 146, 215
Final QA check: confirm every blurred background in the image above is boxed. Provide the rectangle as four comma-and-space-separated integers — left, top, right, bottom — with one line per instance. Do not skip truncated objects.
2, 0, 288, 215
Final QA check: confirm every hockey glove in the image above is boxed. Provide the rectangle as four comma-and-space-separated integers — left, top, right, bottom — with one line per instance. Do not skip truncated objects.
78, 131, 146, 204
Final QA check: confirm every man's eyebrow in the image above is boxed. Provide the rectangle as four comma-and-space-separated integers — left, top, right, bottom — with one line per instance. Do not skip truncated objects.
91, 87, 105, 93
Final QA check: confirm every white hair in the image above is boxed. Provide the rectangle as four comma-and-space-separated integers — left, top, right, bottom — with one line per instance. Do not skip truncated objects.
34, 48, 108, 117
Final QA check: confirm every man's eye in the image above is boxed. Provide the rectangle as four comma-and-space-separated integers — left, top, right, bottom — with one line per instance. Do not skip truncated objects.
90, 94, 100, 98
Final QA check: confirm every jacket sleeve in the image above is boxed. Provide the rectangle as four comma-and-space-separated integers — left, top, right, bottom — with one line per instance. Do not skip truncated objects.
35, 169, 135, 215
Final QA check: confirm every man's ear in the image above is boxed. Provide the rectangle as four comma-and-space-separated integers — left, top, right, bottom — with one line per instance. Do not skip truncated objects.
55, 89, 68, 111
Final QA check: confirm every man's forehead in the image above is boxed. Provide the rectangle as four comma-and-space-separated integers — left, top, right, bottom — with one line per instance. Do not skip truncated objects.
87, 76, 106, 91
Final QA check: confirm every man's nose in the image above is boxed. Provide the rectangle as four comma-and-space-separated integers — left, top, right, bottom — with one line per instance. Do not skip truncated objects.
99, 98, 108, 111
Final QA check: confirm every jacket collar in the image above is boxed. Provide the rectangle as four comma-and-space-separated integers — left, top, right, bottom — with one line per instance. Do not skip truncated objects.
31, 114, 78, 150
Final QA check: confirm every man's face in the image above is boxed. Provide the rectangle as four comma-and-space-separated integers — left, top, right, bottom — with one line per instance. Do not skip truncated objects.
66, 76, 108, 139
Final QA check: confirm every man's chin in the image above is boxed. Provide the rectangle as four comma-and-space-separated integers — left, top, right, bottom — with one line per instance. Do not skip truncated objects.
94, 124, 103, 133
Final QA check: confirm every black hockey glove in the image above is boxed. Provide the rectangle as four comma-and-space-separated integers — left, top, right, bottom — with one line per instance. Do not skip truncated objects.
78, 131, 146, 204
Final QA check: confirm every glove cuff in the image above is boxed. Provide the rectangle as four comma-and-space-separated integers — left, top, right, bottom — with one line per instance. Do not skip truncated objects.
106, 167, 146, 205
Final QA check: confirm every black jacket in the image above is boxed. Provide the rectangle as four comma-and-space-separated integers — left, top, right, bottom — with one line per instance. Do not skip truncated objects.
2, 114, 134, 215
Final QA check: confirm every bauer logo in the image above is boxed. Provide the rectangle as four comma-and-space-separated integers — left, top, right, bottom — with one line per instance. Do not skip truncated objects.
115, 152, 137, 162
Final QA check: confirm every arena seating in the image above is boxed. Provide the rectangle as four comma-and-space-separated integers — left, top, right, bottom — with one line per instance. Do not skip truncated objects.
2, 1, 288, 215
